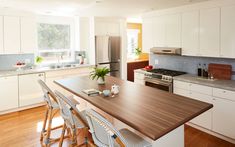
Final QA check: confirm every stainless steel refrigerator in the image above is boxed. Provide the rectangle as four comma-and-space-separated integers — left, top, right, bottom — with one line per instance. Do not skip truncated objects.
95, 36, 121, 78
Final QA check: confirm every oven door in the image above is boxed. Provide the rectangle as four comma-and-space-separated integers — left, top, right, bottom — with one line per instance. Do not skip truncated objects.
145, 78, 172, 93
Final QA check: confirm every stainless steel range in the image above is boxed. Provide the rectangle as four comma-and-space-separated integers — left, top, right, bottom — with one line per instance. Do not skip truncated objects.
144, 68, 186, 93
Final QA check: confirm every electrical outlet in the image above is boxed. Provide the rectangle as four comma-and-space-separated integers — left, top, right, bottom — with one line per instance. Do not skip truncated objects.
154, 59, 159, 65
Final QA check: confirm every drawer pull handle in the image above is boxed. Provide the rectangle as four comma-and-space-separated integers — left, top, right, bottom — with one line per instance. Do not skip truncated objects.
223, 91, 226, 93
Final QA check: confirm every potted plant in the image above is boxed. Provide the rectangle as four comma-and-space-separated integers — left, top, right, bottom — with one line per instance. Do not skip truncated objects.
35, 56, 43, 68
90, 67, 110, 84
134, 47, 142, 59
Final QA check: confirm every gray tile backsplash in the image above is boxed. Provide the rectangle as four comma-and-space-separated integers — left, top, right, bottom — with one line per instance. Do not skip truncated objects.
0, 54, 35, 70
149, 54, 235, 80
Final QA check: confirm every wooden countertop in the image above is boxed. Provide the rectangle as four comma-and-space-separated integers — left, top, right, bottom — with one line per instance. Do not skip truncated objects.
127, 59, 149, 63
55, 76, 213, 141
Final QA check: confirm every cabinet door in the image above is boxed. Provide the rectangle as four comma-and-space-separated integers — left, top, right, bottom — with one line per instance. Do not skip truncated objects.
95, 21, 107, 35
189, 92, 212, 130
4, 16, 20, 54
182, 11, 199, 56
199, 8, 220, 57
19, 73, 45, 107
0, 16, 3, 54
165, 13, 181, 47
221, 5, 235, 58
107, 22, 120, 36
21, 17, 37, 54
142, 18, 153, 53
0, 76, 18, 111
213, 98, 235, 139
152, 16, 166, 47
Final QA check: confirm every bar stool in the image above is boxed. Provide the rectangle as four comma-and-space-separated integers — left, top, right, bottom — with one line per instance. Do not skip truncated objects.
38, 79, 63, 146
86, 109, 152, 147
54, 91, 94, 147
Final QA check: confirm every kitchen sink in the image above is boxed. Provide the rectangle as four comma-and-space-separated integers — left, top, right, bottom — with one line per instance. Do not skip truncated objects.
196, 77, 217, 82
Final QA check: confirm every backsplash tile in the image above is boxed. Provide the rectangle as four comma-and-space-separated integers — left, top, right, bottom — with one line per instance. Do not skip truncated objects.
149, 54, 235, 80
0, 54, 34, 70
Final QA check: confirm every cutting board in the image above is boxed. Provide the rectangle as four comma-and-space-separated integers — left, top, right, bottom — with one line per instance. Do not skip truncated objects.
208, 63, 232, 80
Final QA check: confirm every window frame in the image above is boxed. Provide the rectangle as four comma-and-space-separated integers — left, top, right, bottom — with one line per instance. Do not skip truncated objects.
36, 16, 75, 64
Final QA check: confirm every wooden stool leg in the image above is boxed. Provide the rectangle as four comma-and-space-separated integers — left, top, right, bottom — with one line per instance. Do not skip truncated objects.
44, 108, 53, 146
40, 107, 49, 141
59, 123, 67, 147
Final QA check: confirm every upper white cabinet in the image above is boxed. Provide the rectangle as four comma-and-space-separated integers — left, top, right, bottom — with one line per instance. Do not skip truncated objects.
152, 16, 165, 47
142, 18, 153, 53
95, 21, 120, 36
199, 8, 220, 57
19, 73, 45, 107
0, 76, 18, 112
182, 11, 200, 56
165, 13, 181, 47
20, 17, 37, 54
0, 16, 3, 54
4, 16, 21, 54
220, 5, 235, 58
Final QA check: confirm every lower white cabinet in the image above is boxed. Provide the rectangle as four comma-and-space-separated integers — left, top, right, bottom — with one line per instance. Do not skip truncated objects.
212, 98, 235, 139
19, 73, 45, 107
0, 76, 18, 111
174, 79, 235, 140
134, 71, 146, 85
189, 92, 212, 130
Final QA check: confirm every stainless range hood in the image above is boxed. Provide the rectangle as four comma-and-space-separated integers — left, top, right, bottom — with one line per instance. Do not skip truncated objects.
150, 47, 182, 55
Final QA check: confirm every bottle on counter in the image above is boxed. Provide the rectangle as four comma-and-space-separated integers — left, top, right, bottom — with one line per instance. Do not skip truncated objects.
202, 64, 208, 78
197, 63, 202, 76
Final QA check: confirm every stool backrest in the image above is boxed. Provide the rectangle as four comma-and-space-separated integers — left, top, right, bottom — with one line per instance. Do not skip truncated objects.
54, 91, 87, 129
85, 109, 127, 147
38, 79, 58, 107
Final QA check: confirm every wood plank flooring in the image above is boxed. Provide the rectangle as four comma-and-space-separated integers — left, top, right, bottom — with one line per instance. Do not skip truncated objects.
0, 106, 234, 147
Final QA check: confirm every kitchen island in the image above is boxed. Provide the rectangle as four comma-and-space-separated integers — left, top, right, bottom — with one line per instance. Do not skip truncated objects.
55, 76, 213, 147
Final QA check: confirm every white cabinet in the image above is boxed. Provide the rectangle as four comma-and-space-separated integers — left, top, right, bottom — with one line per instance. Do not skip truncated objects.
151, 13, 181, 48
165, 13, 181, 47
0, 16, 3, 54
199, 8, 220, 57
221, 5, 235, 58
174, 80, 212, 130
152, 16, 165, 47
0, 76, 18, 111
19, 73, 45, 107
134, 71, 146, 85
142, 18, 153, 53
182, 11, 200, 56
20, 17, 37, 54
212, 98, 235, 139
4, 16, 21, 54
95, 21, 120, 36
189, 92, 212, 130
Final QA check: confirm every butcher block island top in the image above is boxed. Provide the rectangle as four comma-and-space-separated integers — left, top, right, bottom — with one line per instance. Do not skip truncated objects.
55, 76, 213, 141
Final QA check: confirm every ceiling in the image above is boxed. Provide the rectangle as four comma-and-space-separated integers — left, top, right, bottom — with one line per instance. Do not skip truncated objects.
0, 0, 210, 17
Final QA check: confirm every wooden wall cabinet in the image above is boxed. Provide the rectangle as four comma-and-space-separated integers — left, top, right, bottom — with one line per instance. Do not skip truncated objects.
127, 60, 149, 82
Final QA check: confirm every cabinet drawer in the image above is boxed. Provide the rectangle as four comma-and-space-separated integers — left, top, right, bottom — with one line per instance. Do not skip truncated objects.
134, 79, 145, 85
173, 80, 190, 90
134, 72, 145, 80
190, 83, 212, 95
213, 88, 235, 101
174, 87, 189, 97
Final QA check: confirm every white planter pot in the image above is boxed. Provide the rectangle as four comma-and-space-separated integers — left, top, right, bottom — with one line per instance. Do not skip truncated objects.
97, 77, 105, 85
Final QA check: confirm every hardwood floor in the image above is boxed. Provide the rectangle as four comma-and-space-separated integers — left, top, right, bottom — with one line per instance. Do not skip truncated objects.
0, 106, 234, 147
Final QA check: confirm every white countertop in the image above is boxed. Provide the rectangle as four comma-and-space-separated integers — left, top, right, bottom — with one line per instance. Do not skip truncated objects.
0, 64, 94, 77
174, 74, 235, 92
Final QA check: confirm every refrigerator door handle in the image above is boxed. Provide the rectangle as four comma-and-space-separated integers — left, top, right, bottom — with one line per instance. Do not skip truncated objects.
108, 37, 111, 62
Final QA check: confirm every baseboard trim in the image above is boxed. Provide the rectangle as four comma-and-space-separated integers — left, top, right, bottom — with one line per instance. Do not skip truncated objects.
187, 122, 235, 144
0, 103, 46, 115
